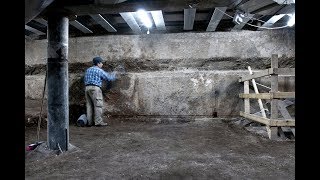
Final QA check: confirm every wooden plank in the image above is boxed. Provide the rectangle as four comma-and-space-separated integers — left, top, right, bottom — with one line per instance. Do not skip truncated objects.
119, 12, 141, 33
267, 127, 279, 140
269, 119, 295, 127
63, 0, 234, 16
278, 100, 293, 132
273, 92, 295, 99
244, 81, 250, 113
273, 68, 295, 76
291, 128, 295, 136
69, 20, 93, 34
239, 68, 273, 82
240, 111, 295, 127
248, 66, 267, 118
240, 93, 271, 99
90, 14, 117, 32
239, 68, 295, 82
269, 54, 279, 139
25, 25, 46, 35
240, 111, 270, 125
239, 92, 295, 99
206, 7, 227, 32
184, 8, 196, 30
271, 54, 279, 119
238, 0, 276, 13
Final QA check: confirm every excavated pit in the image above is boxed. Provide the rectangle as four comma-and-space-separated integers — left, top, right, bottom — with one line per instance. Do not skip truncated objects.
25, 56, 295, 179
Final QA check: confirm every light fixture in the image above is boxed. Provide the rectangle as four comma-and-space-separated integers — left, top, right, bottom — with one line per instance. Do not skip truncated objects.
137, 9, 152, 28
233, 10, 246, 25
287, 13, 295, 27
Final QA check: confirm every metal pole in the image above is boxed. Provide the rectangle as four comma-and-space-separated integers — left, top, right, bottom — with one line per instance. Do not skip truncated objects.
47, 10, 69, 151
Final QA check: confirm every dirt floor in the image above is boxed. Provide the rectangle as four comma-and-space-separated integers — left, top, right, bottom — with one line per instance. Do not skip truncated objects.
25, 118, 295, 179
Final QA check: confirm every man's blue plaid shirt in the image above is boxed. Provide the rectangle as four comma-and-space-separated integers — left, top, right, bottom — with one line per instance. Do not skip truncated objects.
84, 66, 116, 88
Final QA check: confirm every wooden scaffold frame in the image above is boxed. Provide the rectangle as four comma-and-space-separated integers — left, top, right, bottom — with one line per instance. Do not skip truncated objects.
238, 54, 295, 140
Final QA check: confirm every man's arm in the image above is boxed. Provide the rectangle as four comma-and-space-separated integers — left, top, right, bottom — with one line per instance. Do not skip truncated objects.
101, 69, 117, 81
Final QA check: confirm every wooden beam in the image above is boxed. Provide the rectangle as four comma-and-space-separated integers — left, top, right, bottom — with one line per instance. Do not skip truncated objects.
206, 7, 227, 32
239, 68, 273, 82
273, 68, 295, 76
278, 100, 294, 132
63, 0, 233, 16
269, 119, 295, 127
90, 14, 117, 32
240, 111, 270, 125
240, 68, 295, 82
248, 66, 267, 118
238, 0, 276, 13
273, 92, 295, 99
239, 92, 295, 99
34, 18, 48, 26
240, 93, 272, 99
25, 25, 46, 35
119, 12, 141, 33
244, 81, 250, 113
277, 4, 295, 14
240, 111, 295, 126
69, 20, 93, 33
269, 54, 279, 139
25, 0, 54, 24
184, 8, 196, 30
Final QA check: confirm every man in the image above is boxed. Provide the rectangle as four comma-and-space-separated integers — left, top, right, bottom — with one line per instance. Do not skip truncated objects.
84, 56, 118, 126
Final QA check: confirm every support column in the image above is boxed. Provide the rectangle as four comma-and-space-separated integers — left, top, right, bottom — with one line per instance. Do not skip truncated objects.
268, 54, 279, 140
47, 10, 70, 151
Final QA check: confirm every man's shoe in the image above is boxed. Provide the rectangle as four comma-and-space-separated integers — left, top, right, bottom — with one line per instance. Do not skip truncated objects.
95, 122, 108, 126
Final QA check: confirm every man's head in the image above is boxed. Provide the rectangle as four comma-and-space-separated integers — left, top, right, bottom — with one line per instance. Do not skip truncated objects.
93, 56, 104, 67
93, 56, 103, 65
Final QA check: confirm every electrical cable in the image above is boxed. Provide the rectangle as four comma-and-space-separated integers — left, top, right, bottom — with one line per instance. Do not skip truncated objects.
215, 7, 293, 30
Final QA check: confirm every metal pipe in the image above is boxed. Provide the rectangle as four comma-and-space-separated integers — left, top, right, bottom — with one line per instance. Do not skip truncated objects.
47, 11, 69, 151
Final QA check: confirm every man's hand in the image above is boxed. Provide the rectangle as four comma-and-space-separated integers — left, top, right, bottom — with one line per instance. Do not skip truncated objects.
114, 71, 121, 79
114, 65, 126, 75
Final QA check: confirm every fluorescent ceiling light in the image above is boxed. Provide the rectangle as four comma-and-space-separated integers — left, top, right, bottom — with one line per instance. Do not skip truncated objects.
137, 9, 152, 28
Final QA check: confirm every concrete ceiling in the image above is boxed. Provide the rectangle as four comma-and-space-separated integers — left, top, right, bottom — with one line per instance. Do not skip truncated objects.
25, 0, 295, 40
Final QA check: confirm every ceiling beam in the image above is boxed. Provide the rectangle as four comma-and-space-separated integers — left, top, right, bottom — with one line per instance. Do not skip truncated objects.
119, 12, 141, 33
63, 0, 237, 15
95, 0, 129, 4
277, 4, 295, 14
254, 4, 283, 16
206, 7, 227, 32
25, 0, 55, 24
25, 25, 46, 35
184, 8, 196, 30
112, 12, 219, 24
238, 0, 276, 13
272, 0, 295, 4
90, 14, 117, 32
257, 14, 285, 30
34, 18, 48, 26
151, 10, 166, 31
70, 20, 93, 33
